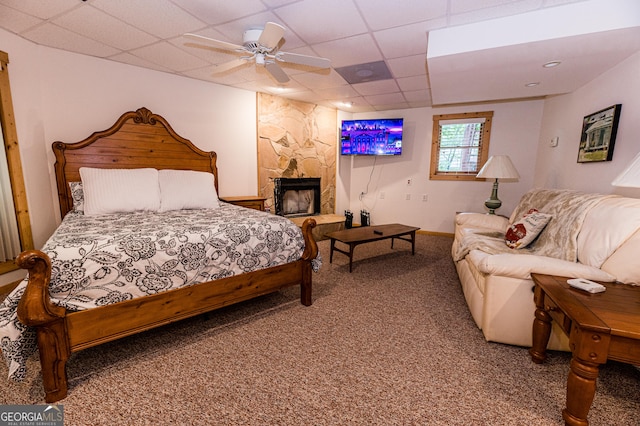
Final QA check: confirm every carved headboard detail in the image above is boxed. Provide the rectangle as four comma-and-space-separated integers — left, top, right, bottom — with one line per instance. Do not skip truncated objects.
52, 107, 218, 217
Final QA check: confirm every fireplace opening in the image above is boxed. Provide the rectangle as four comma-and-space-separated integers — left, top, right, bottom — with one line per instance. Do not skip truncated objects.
274, 177, 321, 217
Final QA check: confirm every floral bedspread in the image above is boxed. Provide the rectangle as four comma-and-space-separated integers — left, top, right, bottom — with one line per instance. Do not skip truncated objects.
0, 203, 320, 381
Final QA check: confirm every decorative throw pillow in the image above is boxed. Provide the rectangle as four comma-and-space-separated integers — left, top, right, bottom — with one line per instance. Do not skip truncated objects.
68, 181, 84, 214
505, 209, 552, 249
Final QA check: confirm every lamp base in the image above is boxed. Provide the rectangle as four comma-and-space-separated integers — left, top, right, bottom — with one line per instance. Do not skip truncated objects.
484, 198, 502, 215
484, 179, 502, 215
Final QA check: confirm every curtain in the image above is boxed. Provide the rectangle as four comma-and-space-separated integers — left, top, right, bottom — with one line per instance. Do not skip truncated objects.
0, 124, 21, 262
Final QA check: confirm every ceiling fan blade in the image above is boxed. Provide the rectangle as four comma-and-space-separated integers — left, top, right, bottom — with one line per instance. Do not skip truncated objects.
278, 52, 331, 69
265, 61, 290, 83
213, 58, 249, 73
184, 33, 245, 52
259, 22, 285, 51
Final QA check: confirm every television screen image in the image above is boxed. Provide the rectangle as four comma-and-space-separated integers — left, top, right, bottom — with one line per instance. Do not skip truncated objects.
340, 118, 403, 155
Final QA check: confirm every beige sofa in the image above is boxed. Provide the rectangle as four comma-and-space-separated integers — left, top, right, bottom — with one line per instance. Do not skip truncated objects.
451, 188, 640, 350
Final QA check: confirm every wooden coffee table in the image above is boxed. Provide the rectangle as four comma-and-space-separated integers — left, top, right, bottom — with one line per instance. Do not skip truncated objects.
529, 273, 640, 426
325, 223, 419, 272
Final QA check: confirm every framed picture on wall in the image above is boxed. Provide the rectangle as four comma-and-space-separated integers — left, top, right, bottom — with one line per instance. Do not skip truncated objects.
577, 104, 622, 163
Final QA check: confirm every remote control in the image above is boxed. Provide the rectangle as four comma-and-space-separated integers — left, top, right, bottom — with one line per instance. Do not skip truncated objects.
567, 278, 606, 294
373, 230, 383, 235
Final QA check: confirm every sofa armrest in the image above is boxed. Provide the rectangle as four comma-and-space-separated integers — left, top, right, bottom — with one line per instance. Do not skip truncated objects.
456, 212, 509, 232
469, 251, 616, 282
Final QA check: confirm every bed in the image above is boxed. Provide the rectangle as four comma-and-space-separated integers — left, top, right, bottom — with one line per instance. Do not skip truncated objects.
0, 107, 319, 402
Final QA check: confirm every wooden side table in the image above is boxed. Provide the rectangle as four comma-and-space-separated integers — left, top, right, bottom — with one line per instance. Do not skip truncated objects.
219, 196, 266, 211
529, 273, 640, 426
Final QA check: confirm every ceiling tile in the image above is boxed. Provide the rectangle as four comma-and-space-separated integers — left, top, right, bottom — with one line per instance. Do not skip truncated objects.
109, 52, 174, 73
448, 0, 541, 26
451, 0, 537, 14
52, 7, 159, 51
313, 85, 360, 99
353, 80, 400, 96
291, 69, 348, 90
312, 34, 382, 68
0, 0, 80, 20
130, 41, 209, 72
171, 0, 267, 25
403, 89, 431, 102
397, 75, 429, 91
21, 23, 120, 57
355, 0, 448, 30
274, 0, 368, 44
373, 20, 445, 59
0, 4, 41, 33
91, 0, 206, 39
387, 54, 428, 78
364, 92, 406, 106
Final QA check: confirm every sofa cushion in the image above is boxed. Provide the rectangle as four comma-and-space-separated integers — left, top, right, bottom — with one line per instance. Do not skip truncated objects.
577, 197, 640, 268
456, 212, 509, 231
468, 250, 616, 282
600, 228, 640, 285
505, 209, 552, 249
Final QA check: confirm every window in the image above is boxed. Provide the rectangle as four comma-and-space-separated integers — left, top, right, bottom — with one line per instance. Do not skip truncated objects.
0, 50, 33, 274
430, 111, 493, 181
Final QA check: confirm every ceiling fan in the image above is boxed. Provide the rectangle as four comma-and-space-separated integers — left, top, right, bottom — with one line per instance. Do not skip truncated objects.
184, 22, 331, 84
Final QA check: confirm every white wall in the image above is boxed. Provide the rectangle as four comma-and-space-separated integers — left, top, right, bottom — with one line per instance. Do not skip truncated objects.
1, 29, 258, 285
339, 100, 545, 233
534, 50, 640, 197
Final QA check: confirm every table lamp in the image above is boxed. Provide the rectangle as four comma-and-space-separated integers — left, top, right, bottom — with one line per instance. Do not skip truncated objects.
476, 155, 520, 214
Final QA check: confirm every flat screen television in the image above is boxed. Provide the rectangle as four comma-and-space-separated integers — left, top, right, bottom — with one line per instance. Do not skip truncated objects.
340, 118, 403, 156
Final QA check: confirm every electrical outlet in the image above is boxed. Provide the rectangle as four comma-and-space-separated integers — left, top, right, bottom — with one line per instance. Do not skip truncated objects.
407, 178, 412, 186
405, 194, 411, 201
422, 194, 428, 202
380, 192, 385, 199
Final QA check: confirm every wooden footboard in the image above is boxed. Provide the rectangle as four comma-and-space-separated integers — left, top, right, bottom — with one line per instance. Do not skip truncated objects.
17, 218, 317, 403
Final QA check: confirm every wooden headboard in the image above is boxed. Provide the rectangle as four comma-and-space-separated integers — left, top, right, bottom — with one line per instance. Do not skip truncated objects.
53, 107, 218, 217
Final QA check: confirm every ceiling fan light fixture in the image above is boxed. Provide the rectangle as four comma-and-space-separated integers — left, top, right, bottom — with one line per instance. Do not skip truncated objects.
184, 22, 328, 84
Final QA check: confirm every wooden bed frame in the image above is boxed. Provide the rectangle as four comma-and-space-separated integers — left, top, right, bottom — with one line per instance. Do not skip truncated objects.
16, 107, 318, 402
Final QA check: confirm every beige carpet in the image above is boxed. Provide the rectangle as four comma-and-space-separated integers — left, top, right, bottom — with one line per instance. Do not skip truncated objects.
1, 235, 638, 425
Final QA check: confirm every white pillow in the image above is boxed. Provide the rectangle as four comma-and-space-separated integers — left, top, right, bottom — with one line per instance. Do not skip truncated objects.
80, 167, 160, 215
158, 169, 219, 212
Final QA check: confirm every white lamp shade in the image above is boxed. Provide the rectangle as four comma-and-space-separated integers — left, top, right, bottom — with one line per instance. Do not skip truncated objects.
476, 155, 520, 179
612, 152, 640, 188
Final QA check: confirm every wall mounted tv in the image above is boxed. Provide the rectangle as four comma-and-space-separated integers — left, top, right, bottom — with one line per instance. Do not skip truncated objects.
340, 118, 403, 156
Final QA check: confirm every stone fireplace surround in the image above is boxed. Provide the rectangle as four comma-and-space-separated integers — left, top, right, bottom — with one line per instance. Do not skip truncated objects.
257, 93, 336, 215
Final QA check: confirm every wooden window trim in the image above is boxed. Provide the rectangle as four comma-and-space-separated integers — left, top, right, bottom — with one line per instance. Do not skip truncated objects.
430, 111, 493, 181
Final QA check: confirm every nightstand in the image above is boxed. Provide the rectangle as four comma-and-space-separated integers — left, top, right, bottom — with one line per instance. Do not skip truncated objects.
219, 196, 266, 211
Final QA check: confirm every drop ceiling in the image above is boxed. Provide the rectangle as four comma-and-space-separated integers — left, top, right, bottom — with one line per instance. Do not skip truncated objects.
0, 0, 639, 112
